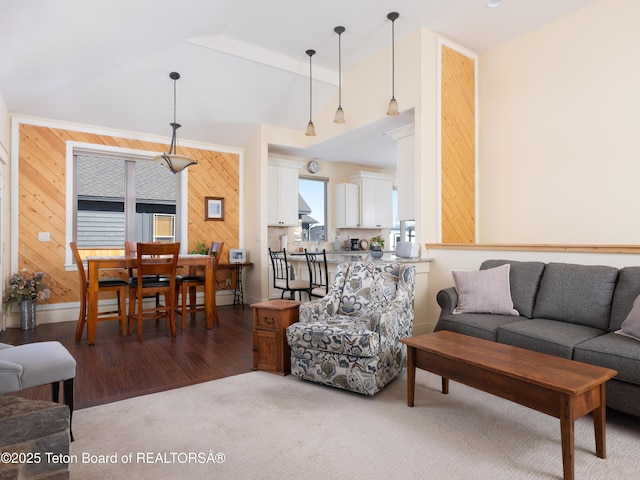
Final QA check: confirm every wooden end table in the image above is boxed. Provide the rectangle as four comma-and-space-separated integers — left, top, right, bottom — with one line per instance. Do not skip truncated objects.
401, 331, 617, 480
251, 300, 301, 375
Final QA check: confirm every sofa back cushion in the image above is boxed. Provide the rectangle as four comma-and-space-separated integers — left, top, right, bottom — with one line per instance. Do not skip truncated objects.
532, 262, 618, 330
337, 262, 399, 317
609, 266, 640, 332
481, 260, 546, 318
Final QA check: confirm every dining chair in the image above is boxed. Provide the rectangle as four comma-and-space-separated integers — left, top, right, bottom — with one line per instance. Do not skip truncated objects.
128, 242, 180, 342
125, 241, 166, 308
269, 248, 311, 300
305, 248, 329, 298
70, 242, 128, 342
175, 241, 224, 328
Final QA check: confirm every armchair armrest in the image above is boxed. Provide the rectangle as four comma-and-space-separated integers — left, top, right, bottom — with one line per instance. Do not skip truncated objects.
371, 265, 416, 344
299, 262, 351, 323
299, 297, 335, 323
436, 286, 458, 319
0, 359, 23, 394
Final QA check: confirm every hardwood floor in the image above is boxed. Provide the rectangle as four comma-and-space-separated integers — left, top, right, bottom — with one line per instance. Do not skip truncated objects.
0, 305, 254, 409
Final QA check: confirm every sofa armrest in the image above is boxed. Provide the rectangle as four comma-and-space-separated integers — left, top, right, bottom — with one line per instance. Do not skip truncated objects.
437, 286, 458, 319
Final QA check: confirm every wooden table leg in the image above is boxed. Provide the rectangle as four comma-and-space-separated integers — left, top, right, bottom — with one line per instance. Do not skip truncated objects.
442, 377, 449, 395
204, 258, 214, 329
559, 396, 575, 480
87, 261, 99, 345
406, 345, 416, 407
593, 384, 607, 459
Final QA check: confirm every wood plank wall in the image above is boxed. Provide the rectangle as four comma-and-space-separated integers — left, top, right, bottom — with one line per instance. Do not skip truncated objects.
441, 45, 475, 244
17, 123, 240, 307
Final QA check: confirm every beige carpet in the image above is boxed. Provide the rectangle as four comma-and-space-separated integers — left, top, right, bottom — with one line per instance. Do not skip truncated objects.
70, 370, 640, 479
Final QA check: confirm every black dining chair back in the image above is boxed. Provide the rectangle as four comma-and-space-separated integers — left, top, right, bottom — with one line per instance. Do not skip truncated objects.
269, 248, 311, 300
305, 248, 329, 298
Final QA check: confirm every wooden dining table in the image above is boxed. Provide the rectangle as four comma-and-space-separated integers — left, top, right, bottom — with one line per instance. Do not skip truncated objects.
86, 254, 218, 345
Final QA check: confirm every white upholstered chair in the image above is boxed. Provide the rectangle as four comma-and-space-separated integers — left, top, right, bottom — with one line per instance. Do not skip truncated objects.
0, 341, 76, 440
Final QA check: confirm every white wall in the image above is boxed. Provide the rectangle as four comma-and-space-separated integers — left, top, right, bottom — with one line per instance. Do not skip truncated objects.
0, 95, 7, 330
422, 0, 640, 333
478, 0, 640, 244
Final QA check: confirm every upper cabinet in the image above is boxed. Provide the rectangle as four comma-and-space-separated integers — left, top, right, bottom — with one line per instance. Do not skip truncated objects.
268, 158, 303, 226
337, 171, 395, 229
335, 183, 359, 228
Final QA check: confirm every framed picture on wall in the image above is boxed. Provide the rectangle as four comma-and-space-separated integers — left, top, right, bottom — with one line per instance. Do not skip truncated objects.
205, 197, 224, 221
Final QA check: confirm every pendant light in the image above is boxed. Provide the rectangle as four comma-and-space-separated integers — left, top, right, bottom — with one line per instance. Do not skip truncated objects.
386, 12, 400, 116
333, 26, 345, 124
154, 72, 198, 173
305, 49, 316, 136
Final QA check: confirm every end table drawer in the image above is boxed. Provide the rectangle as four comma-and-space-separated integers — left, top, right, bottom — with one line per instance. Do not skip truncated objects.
255, 313, 283, 329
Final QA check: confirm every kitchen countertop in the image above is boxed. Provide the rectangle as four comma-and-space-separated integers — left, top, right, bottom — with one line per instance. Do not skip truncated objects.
289, 251, 432, 264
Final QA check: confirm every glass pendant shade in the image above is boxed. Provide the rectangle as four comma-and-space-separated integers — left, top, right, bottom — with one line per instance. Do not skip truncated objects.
334, 106, 345, 123
306, 120, 316, 136
154, 72, 198, 173
387, 97, 399, 116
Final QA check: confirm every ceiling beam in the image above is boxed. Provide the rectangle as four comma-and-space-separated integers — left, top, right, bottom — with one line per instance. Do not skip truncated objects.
187, 35, 339, 86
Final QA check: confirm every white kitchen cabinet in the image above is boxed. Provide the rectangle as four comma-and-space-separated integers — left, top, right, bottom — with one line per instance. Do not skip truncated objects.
348, 171, 395, 228
335, 183, 359, 228
268, 159, 303, 226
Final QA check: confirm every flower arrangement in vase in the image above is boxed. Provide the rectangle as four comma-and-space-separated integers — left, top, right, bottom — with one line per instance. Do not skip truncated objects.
3, 269, 49, 330
3, 269, 48, 307
370, 235, 385, 258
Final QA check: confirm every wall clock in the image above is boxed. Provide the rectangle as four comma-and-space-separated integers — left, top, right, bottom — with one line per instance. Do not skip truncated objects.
307, 160, 320, 174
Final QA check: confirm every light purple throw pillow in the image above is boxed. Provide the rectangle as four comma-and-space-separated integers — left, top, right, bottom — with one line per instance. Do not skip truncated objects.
452, 264, 519, 316
615, 294, 640, 341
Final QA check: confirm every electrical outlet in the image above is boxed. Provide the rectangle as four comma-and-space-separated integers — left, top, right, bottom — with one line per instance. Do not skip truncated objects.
38, 232, 50, 242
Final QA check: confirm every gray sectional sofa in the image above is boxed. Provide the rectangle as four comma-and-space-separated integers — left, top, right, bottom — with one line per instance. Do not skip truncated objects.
435, 259, 640, 417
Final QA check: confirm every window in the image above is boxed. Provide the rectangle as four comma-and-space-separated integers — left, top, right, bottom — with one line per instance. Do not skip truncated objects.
153, 214, 176, 242
390, 188, 414, 248
74, 154, 177, 248
296, 177, 327, 242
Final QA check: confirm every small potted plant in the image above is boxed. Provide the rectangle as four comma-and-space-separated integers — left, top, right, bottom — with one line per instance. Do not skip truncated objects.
191, 241, 208, 255
3, 269, 48, 329
370, 235, 385, 259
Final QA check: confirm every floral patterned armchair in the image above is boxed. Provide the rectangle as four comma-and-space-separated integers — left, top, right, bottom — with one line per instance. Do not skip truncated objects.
286, 262, 415, 395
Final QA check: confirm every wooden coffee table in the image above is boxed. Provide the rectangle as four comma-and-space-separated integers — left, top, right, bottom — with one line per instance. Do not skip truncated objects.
401, 331, 617, 480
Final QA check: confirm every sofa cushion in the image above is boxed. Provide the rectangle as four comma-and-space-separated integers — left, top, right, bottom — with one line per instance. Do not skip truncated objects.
532, 263, 618, 330
437, 313, 523, 342
481, 260, 545, 318
451, 264, 518, 316
286, 316, 380, 357
496, 319, 604, 359
609, 267, 640, 332
574, 333, 640, 385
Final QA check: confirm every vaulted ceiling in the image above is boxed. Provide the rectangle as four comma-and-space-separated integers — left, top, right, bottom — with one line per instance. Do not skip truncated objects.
0, 0, 598, 167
